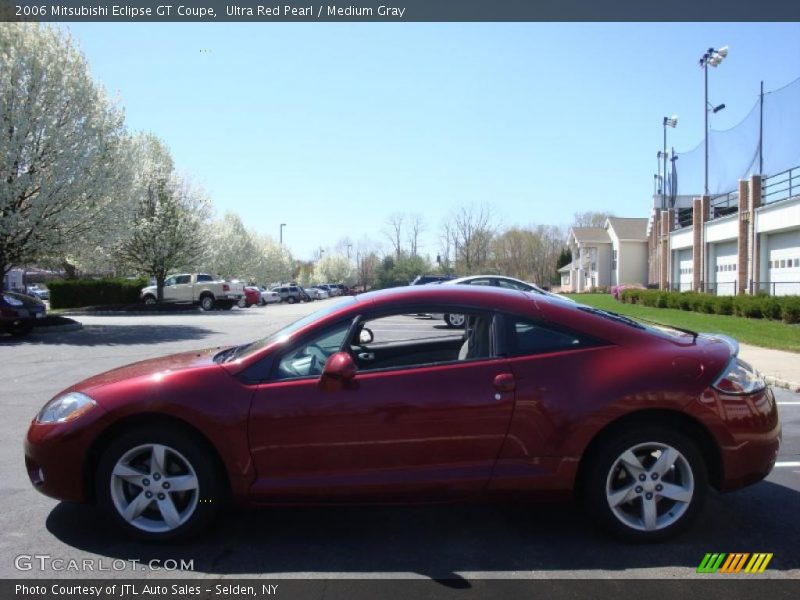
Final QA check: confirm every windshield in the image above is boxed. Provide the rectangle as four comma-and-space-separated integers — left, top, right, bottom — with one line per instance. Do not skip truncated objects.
217, 297, 357, 362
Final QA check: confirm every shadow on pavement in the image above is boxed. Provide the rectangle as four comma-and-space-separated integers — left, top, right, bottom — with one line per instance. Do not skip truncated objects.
46, 481, 799, 578
0, 324, 217, 347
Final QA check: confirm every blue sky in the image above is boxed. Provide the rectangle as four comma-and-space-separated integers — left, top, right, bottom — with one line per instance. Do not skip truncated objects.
68, 22, 800, 260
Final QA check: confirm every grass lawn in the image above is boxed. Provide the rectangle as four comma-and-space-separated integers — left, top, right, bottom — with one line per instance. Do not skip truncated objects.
565, 294, 800, 353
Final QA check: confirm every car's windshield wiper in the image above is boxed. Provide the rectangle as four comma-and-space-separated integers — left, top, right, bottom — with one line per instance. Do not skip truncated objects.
578, 305, 699, 342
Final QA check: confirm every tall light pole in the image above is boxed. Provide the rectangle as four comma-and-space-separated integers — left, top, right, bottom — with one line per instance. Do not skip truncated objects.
279, 223, 286, 245
662, 116, 678, 209
347, 244, 352, 260
699, 46, 728, 195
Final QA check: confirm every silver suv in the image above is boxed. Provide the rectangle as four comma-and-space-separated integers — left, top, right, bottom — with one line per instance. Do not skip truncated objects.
271, 285, 307, 304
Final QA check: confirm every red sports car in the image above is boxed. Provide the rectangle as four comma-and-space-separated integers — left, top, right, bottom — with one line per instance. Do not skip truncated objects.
24, 286, 780, 541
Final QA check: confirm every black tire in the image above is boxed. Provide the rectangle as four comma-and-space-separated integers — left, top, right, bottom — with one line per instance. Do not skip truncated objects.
95, 425, 223, 542
237, 297, 247, 309
143, 295, 157, 306
286, 296, 296, 304
582, 426, 707, 542
8, 320, 34, 336
199, 294, 215, 312
443, 313, 466, 329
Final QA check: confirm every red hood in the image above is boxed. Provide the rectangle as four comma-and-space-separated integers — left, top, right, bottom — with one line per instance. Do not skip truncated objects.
66, 347, 227, 394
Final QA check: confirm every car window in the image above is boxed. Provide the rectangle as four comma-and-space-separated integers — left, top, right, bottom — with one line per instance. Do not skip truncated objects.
196, 274, 213, 282
507, 318, 588, 356
352, 310, 493, 372
273, 323, 351, 380
175, 275, 191, 285
465, 278, 493, 286
497, 279, 531, 291
164, 277, 176, 286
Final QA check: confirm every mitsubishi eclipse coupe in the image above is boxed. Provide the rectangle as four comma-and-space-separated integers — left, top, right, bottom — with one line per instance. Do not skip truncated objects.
25, 286, 780, 542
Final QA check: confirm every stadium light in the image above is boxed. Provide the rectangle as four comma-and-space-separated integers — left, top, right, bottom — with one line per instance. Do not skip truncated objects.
699, 45, 729, 195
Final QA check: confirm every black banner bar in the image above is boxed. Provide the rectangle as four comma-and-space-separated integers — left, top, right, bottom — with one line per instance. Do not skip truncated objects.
4, 579, 800, 600
2, 0, 800, 22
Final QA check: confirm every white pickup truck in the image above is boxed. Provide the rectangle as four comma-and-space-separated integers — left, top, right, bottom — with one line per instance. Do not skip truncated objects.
140, 273, 245, 311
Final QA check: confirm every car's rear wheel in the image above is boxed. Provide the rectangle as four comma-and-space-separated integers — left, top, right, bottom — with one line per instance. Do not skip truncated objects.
143, 295, 156, 306
96, 426, 222, 541
287, 296, 296, 304
199, 295, 215, 312
443, 313, 466, 328
583, 427, 707, 542
237, 297, 246, 309
8, 319, 33, 336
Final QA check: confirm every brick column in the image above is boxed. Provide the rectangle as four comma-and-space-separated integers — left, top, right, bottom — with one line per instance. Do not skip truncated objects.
659, 209, 673, 290
692, 197, 709, 291
749, 175, 763, 292
737, 180, 749, 295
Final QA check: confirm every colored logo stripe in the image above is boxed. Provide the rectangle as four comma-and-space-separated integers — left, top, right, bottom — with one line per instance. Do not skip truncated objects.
697, 553, 773, 574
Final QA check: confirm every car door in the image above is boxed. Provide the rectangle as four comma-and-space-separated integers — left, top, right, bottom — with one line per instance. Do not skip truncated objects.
172, 274, 193, 302
247, 310, 516, 502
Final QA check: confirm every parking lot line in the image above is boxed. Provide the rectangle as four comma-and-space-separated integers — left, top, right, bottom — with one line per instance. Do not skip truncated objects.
774, 461, 800, 468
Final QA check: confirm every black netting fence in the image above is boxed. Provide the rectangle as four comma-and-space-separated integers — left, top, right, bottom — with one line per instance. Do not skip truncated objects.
668, 76, 800, 199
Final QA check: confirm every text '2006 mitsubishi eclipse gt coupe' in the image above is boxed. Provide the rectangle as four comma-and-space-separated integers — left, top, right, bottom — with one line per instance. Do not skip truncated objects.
24, 286, 780, 541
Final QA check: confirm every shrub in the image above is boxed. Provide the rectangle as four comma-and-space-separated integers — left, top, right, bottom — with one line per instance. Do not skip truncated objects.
48, 277, 148, 309
733, 295, 764, 319
713, 296, 734, 315
761, 296, 783, 320
782, 297, 800, 324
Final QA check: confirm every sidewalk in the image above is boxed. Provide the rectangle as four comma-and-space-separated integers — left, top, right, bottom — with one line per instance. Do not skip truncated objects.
739, 343, 800, 393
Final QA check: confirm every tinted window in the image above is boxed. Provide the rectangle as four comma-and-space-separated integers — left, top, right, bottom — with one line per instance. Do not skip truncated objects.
196, 274, 213, 282
273, 324, 350, 380
497, 278, 531, 291
508, 318, 586, 356
465, 278, 493, 286
174, 275, 191, 284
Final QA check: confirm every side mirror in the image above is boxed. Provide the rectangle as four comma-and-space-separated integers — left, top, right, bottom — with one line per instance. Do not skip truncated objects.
319, 351, 357, 391
358, 327, 374, 345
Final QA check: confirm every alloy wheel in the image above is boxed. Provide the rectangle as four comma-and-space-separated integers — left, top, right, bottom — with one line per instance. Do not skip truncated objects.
109, 443, 200, 533
605, 442, 694, 532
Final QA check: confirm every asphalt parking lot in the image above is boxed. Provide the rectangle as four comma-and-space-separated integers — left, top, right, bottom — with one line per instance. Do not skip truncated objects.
1, 300, 798, 580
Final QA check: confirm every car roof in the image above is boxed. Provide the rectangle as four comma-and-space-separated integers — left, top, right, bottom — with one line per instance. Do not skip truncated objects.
353, 283, 541, 310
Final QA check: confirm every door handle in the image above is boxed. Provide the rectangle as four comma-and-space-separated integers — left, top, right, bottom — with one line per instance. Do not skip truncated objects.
358, 352, 375, 361
493, 373, 516, 392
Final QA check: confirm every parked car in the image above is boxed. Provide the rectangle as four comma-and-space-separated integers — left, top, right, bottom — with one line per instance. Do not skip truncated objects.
238, 287, 262, 308
1, 290, 46, 336
316, 284, 340, 297
25, 285, 50, 301
24, 285, 779, 542
435, 275, 575, 328
140, 274, 244, 311
304, 287, 328, 300
271, 285, 307, 304
258, 288, 281, 305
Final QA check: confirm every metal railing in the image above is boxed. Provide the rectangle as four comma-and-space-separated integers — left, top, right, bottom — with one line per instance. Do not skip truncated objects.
674, 207, 693, 230
751, 281, 800, 296
763, 166, 800, 205
709, 190, 739, 220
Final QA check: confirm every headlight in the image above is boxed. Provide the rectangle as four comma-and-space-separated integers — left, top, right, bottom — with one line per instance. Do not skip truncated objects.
2, 294, 23, 307
36, 392, 97, 424
712, 358, 767, 395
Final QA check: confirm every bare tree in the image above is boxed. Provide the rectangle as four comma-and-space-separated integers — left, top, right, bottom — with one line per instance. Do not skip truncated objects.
446, 204, 496, 274
572, 211, 614, 228
383, 213, 404, 260
406, 213, 425, 257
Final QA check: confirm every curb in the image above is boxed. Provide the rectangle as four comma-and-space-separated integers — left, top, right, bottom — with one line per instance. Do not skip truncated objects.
57, 310, 200, 316
31, 322, 83, 334
765, 375, 800, 394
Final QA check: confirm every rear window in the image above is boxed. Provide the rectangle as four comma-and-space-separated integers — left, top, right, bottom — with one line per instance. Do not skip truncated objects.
196, 274, 213, 282
506, 317, 596, 356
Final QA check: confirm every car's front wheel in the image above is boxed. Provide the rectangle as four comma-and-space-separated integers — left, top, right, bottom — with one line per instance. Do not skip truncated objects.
286, 296, 296, 304
443, 313, 466, 328
96, 426, 222, 541
583, 427, 707, 542
237, 297, 247, 308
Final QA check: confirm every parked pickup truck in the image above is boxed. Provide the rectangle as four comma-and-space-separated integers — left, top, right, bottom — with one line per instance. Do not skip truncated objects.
140, 273, 245, 311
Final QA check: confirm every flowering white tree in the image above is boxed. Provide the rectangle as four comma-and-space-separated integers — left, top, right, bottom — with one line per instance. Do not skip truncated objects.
204, 212, 256, 280
249, 233, 294, 285
312, 254, 353, 285
114, 135, 211, 302
0, 23, 131, 281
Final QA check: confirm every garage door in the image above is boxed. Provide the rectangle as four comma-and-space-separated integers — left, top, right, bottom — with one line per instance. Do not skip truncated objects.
677, 249, 693, 292
714, 241, 737, 296
768, 230, 800, 296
